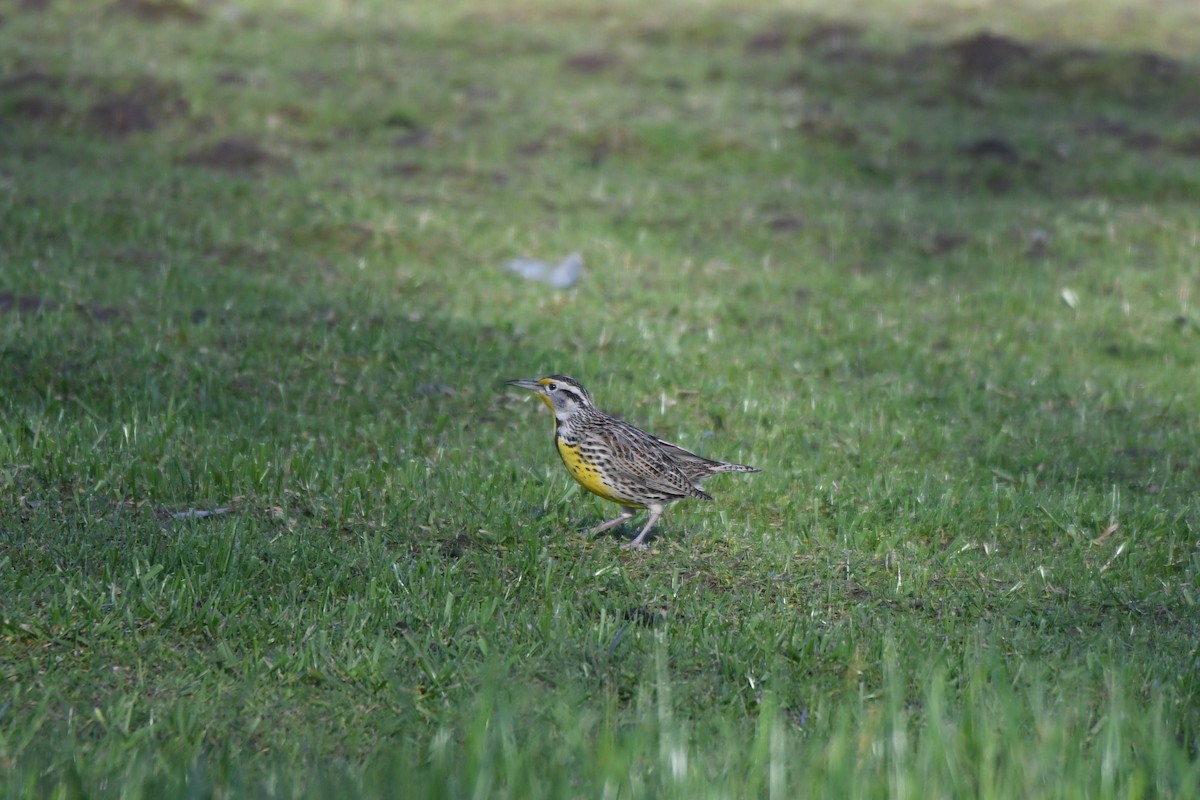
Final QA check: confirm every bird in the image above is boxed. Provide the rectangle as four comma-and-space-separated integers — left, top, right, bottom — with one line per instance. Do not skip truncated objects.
506, 375, 759, 549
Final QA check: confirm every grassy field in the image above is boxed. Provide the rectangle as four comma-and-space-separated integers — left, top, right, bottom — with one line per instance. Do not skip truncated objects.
2, 0, 1199, 796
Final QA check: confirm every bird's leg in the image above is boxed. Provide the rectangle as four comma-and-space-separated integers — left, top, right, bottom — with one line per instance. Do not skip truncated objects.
588, 508, 636, 537
623, 505, 663, 550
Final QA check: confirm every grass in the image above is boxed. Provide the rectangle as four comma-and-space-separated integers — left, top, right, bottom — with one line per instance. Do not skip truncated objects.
1, 0, 1199, 796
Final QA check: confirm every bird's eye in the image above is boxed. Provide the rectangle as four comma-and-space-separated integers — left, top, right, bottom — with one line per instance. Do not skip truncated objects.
547, 382, 558, 391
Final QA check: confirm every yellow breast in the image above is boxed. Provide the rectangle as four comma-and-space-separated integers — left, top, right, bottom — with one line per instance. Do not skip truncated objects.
555, 436, 642, 507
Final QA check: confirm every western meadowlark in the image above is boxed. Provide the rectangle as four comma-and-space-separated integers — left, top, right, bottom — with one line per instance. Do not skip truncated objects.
506, 375, 759, 549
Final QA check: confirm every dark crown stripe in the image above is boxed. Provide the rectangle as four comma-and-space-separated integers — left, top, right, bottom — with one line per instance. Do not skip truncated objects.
547, 375, 592, 405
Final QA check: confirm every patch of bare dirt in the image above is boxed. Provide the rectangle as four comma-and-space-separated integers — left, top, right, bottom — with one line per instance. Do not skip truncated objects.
203, 242, 272, 266
384, 162, 424, 177
0, 292, 124, 321
796, 113, 861, 147
392, 128, 432, 149
292, 70, 336, 90
744, 31, 788, 56
5, 95, 68, 122
959, 137, 1020, 163
1172, 133, 1200, 157
107, 0, 205, 23
745, 21, 866, 61
1, 70, 69, 123
214, 70, 247, 86
0, 293, 52, 314
179, 137, 289, 173
88, 78, 189, 138
439, 532, 471, 559
514, 139, 547, 158
954, 32, 1031, 80
921, 231, 969, 257
899, 32, 1191, 104
766, 215, 805, 232
563, 51, 619, 74
1075, 117, 1163, 151
1, 69, 63, 92
575, 127, 646, 166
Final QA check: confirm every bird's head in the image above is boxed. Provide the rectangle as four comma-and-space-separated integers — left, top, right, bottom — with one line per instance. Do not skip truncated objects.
506, 375, 594, 421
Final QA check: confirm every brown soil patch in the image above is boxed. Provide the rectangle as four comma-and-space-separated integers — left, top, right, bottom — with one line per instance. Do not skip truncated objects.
959, 137, 1020, 163
6, 95, 68, 122
107, 0, 205, 23
1, 70, 63, 91
766, 215, 805, 232
563, 52, 619, 74
1, 71, 68, 123
954, 32, 1032, 80
0, 293, 53, 314
744, 31, 788, 56
88, 78, 189, 138
0, 292, 124, 321
179, 137, 289, 173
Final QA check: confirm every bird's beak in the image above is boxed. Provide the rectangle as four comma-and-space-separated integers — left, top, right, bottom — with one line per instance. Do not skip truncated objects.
506, 378, 544, 393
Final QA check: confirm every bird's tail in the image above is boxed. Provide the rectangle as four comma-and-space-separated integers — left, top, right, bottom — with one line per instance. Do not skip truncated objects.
713, 462, 760, 474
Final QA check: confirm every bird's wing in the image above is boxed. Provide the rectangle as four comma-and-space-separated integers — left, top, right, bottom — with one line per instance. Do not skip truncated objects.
650, 436, 725, 474
591, 419, 711, 501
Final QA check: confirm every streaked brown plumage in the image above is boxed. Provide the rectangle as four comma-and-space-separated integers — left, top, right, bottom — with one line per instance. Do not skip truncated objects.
506, 375, 759, 549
